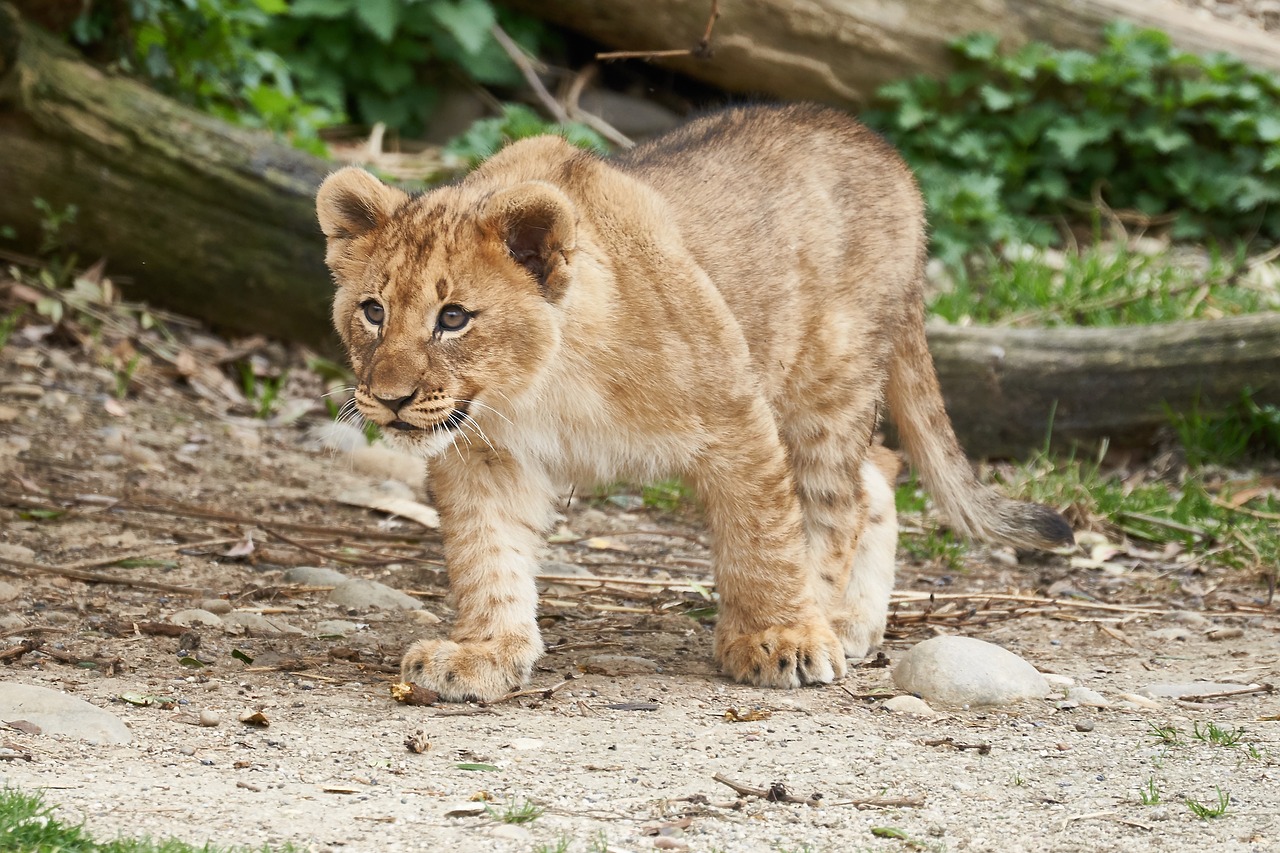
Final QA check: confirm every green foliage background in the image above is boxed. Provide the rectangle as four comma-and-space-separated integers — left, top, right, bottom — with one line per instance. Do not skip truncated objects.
863, 23, 1280, 265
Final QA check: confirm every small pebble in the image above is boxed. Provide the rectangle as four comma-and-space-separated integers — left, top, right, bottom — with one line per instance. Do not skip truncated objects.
1074, 720, 1095, 733
198, 710, 220, 727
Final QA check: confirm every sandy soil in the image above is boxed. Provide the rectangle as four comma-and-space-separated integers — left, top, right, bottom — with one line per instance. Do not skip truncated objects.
1, 328, 1278, 853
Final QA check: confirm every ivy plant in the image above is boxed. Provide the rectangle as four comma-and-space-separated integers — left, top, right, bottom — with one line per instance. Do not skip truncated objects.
863, 23, 1280, 265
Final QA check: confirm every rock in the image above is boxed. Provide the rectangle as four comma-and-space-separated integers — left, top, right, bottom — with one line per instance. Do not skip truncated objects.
882, 695, 938, 717
198, 709, 221, 727
1172, 610, 1209, 627
892, 636, 1050, 707
1139, 682, 1249, 699
1066, 686, 1110, 708
1074, 720, 1095, 732
0, 543, 36, 563
169, 609, 225, 628
315, 619, 360, 637
0, 580, 22, 602
329, 579, 422, 611
283, 566, 350, 586
0, 682, 132, 745
408, 609, 442, 625
1117, 692, 1163, 711
220, 611, 305, 636
1042, 673, 1075, 688
537, 560, 593, 594
505, 737, 544, 750
0, 615, 27, 631
1149, 627, 1191, 642
489, 824, 531, 843
199, 598, 233, 615
0, 404, 19, 422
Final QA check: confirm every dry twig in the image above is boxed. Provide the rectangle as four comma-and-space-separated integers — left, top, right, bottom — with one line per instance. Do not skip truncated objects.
597, 0, 720, 61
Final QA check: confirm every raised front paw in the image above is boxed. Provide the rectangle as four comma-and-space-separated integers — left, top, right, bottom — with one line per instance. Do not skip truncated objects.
400, 636, 541, 702
714, 617, 847, 688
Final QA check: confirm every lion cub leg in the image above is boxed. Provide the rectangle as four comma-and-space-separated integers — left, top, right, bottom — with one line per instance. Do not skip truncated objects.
780, 393, 899, 660
399, 451, 553, 702
831, 448, 900, 658
693, 399, 847, 689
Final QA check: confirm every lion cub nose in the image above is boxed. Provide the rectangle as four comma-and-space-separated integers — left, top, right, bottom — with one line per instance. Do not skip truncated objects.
374, 389, 418, 414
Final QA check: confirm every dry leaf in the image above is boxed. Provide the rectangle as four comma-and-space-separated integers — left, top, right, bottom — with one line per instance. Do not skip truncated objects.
222, 533, 255, 559
390, 681, 439, 706
3, 719, 41, 736
724, 707, 772, 722
239, 710, 270, 727
336, 487, 440, 529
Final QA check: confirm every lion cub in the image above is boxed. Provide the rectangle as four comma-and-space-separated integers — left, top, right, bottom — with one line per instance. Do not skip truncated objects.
316, 104, 1073, 702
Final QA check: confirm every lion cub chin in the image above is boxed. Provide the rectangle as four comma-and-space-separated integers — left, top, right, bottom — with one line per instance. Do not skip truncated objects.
316, 104, 1074, 702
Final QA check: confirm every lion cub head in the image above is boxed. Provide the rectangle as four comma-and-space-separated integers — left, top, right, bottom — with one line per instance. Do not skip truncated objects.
316, 162, 578, 457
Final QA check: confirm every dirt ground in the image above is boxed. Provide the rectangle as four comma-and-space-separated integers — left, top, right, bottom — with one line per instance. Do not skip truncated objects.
1, 319, 1278, 853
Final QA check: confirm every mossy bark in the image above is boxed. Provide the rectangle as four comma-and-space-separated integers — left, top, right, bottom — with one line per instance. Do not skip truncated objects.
925, 312, 1280, 458
0, 4, 337, 349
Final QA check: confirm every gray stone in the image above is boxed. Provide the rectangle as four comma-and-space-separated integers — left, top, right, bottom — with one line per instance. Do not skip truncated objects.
315, 619, 361, 637
538, 560, 593, 594
0, 543, 35, 563
329, 579, 422, 611
0, 580, 21, 602
882, 695, 938, 717
284, 566, 350, 586
199, 598, 233, 615
1066, 686, 1110, 708
0, 682, 132, 744
1139, 681, 1249, 699
220, 611, 305, 636
892, 636, 1050, 707
169, 609, 225, 628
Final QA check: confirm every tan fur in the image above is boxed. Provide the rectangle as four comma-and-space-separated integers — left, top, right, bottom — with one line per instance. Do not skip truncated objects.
316, 104, 1073, 702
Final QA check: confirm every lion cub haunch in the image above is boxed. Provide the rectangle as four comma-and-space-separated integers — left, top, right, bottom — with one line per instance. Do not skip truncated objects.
316, 104, 1073, 702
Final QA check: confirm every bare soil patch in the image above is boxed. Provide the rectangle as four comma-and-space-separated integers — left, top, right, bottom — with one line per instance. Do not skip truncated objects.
1, 325, 1277, 853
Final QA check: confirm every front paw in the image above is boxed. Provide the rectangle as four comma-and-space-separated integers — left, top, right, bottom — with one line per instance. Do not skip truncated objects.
400, 636, 541, 702
714, 617, 846, 688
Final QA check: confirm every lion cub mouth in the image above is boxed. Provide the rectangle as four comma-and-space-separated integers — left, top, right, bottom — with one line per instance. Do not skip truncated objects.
387, 402, 470, 434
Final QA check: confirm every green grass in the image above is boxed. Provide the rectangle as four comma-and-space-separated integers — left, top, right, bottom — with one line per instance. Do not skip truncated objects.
485, 796, 543, 825
1147, 723, 1182, 746
1001, 450, 1280, 577
1186, 787, 1231, 820
1193, 722, 1246, 748
1139, 777, 1161, 805
1171, 390, 1280, 468
929, 241, 1271, 328
0, 788, 286, 852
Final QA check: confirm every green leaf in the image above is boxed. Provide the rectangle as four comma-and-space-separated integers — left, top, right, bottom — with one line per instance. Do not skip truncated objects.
429, 0, 497, 56
355, 0, 401, 42
979, 85, 1015, 111
456, 762, 500, 771
290, 0, 355, 19
1044, 119, 1111, 160
232, 649, 255, 665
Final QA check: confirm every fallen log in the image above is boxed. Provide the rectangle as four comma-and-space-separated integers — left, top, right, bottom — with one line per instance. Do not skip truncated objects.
505, 0, 1280, 108
1, 5, 1275, 459
925, 312, 1280, 458
0, 3, 336, 349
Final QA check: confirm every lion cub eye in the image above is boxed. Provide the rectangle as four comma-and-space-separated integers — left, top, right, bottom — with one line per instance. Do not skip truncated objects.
437, 304, 471, 332
361, 300, 385, 326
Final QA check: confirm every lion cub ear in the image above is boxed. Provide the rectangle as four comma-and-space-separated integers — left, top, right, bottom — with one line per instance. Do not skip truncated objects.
315, 167, 409, 279
482, 182, 576, 301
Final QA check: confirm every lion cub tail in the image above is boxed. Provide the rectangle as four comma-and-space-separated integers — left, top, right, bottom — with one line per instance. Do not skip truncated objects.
885, 315, 1075, 551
